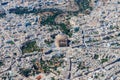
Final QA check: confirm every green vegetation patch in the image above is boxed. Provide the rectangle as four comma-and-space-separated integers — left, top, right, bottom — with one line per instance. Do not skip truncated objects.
32, 54, 64, 74
75, 0, 93, 13
40, 54, 64, 73
74, 27, 79, 32
0, 61, 4, 67
101, 58, 108, 64
77, 62, 88, 70
51, 77, 55, 80
110, 25, 119, 30
117, 33, 120, 36
6, 40, 14, 45
9, 7, 38, 15
21, 40, 39, 54
94, 75, 98, 79
19, 68, 32, 77
41, 12, 72, 37
58, 23, 72, 37
41, 13, 60, 25
103, 36, 114, 40
0, 13, 6, 18
86, 39, 98, 43
44, 39, 54, 46
94, 54, 99, 59
111, 43, 120, 46
9, 7, 63, 15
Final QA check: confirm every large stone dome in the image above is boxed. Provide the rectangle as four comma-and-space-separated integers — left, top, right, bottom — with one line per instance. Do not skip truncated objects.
55, 34, 69, 48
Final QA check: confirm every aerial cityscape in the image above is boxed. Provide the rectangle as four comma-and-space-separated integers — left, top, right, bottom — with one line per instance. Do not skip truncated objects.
0, 0, 120, 80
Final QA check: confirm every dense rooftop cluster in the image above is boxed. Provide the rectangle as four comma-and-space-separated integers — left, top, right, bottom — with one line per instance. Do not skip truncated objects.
0, 0, 120, 80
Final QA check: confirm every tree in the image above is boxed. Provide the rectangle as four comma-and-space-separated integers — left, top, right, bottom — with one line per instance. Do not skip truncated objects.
19, 68, 32, 77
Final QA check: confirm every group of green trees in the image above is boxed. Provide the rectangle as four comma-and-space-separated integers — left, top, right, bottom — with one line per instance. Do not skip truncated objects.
101, 58, 108, 64
75, 0, 93, 13
9, 7, 63, 15
39, 54, 64, 73
6, 40, 14, 45
0, 13, 6, 18
9, 7, 41, 15
103, 36, 113, 40
0, 61, 4, 67
41, 12, 72, 37
19, 54, 64, 77
19, 68, 32, 77
21, 40, 39, 54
